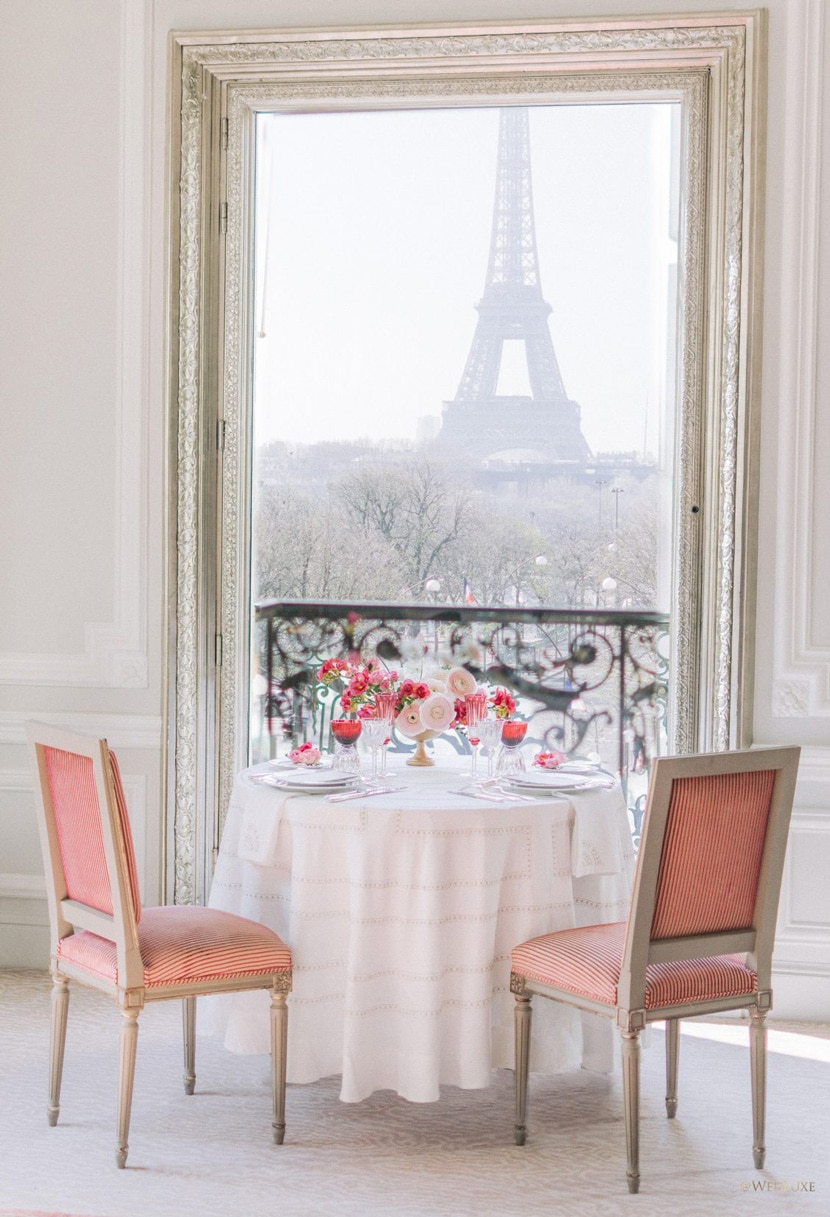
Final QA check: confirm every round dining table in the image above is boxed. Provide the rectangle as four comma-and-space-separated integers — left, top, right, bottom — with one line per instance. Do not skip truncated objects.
203, 756, 635, 1103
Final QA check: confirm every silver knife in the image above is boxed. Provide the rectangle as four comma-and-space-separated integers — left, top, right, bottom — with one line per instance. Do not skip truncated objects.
326, 785, 405, 803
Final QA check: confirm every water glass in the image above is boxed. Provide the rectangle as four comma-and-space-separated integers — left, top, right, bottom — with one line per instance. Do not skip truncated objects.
477, 717, 503, 779
361, 718, 387, 781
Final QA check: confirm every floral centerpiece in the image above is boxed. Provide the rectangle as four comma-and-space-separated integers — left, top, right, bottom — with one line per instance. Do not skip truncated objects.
316, 657, 521, 766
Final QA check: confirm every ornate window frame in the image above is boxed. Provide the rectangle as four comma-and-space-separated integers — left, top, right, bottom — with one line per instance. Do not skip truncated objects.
167, 15, 766, 903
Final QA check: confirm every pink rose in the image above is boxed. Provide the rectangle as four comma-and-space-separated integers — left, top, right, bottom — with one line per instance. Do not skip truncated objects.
420, 692, 454, 731
534, 750, 567, 770
289, 742, 321, 766
396, 702, 425, 738
446, 667, 477, 697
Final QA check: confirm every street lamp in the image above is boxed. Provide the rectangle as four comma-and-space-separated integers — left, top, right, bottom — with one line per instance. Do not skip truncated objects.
594, 479, 609, 524
610, 486, 625, 529
601, 576, 618, 607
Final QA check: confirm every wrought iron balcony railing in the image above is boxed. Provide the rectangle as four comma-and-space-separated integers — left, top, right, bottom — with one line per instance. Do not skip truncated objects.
253, 599, 670, 834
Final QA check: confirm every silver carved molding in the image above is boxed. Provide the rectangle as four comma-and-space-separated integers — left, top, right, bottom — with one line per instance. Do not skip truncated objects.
171, 17, 762, 902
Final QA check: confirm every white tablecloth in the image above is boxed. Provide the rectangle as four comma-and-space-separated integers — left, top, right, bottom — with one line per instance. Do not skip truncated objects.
203, 759, 635, 1102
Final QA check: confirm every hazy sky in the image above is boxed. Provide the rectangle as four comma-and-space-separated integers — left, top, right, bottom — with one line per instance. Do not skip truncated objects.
253, 102, 678, 455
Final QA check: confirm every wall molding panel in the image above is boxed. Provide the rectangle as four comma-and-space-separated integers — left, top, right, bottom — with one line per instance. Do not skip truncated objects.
0, 0, 149, 691
0, 713, 162, 750
773, 0, 830, 717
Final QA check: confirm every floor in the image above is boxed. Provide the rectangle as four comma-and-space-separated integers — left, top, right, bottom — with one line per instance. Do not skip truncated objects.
0, 969, 827, 1217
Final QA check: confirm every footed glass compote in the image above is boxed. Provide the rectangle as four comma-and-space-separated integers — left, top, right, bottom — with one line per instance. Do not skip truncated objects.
495, 720, 528, 781
331, 718, 362, 776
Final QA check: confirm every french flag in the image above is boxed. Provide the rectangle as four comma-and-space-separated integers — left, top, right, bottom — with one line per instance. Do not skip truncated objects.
463, 578, 475, 605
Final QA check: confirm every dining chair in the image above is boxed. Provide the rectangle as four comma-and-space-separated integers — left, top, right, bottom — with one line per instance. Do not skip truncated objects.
510, 745, 800, 1193
26, 722, 292, 1167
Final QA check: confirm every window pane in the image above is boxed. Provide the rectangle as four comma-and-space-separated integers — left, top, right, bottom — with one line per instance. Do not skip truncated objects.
252, 103, 679, 615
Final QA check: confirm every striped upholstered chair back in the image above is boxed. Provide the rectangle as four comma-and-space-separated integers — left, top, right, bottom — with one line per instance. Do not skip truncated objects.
29, 725, 145, 991
41, 743, 141, 921
618, 747, 800, 1013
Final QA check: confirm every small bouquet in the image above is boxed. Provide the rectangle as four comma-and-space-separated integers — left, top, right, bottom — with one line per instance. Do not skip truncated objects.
288, 742, 321, 767
490, 687, 517, 719
534, 750, 567, 770
317, 657, 399, 717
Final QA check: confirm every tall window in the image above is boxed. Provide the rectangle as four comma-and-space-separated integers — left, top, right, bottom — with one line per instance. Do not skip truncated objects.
170, 18, 764, 902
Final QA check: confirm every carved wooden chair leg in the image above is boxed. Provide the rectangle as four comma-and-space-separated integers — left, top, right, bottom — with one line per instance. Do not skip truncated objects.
48, 974, 70, 1127
182, 996, 196, 1095
514, 993, 532, 1146
750, 1006, 767, 1169
665, 1017, 679, 1118
116, 1008, 140, 1169
621, 1029, 641, 1194
271, 988, 288, 1145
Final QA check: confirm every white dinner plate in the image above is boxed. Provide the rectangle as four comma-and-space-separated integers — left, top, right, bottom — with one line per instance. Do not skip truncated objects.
265, 771, 359, 793
268, 759, 330, 772
508, 771, 594, 791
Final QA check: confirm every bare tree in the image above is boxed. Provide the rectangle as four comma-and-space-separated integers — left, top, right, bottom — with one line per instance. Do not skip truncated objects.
337, 458, 472, 591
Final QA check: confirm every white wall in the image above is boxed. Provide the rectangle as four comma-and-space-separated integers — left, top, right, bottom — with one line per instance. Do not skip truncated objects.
1, 0, 828, 1017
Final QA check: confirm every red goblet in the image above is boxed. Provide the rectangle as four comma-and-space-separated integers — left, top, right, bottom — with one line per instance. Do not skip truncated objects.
501, 720, 528, 747
331, 719, 362, 745
331, 718, 362, 774
497, 719, 528, 780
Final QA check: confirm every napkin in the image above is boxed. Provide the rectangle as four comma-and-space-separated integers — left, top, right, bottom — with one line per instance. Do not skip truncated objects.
238, 787, 287, 865
570, 790, 626, 878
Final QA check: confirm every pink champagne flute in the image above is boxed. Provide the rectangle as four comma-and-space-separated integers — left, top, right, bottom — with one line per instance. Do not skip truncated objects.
464, 692, 488, 780
374, 693, 398, 777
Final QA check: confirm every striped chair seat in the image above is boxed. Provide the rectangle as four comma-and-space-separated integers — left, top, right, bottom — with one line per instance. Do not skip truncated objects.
58, 906, 291, 989
511, 921, 757, 1010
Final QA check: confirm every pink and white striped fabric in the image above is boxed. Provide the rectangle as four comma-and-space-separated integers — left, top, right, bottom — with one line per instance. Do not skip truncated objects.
57, 906, 291, 989
511, 922, 757, 1010
650, 769, 776, 940
44, 746, 141, 923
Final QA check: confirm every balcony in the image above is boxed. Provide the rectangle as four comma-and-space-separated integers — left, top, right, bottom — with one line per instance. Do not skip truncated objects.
253, 599, 670, 840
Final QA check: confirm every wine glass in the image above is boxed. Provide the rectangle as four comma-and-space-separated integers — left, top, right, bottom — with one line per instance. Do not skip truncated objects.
331, 718, 362, 775
361, 717, 387, 782
464, 692, 488, 779
374, 693, 398, 777
495, 719, 528, 781
477, 716, 503, 780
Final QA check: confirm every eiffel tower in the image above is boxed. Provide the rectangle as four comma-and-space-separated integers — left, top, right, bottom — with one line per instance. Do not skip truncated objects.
435, 107, 592, 467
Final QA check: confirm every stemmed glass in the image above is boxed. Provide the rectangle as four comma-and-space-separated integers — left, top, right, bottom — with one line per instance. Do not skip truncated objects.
374, 693, 398, 777
331, 718, 362, 776
495, 720, 528, 781
361, 718, 387, 782
477, 716, 503, 780
464, 692, 488, 780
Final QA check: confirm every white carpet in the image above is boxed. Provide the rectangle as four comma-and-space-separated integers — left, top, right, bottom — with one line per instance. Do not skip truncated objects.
0, 969, 826, 1217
